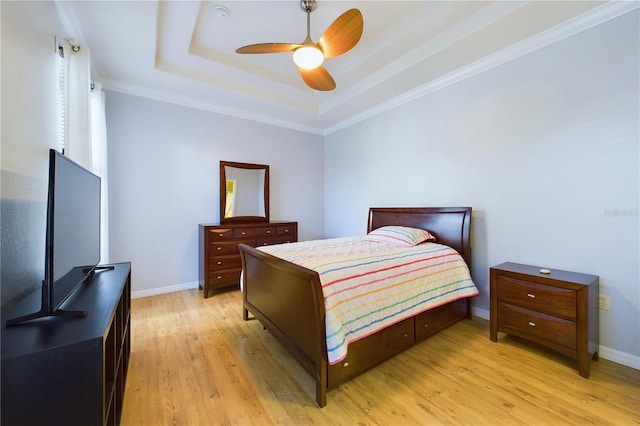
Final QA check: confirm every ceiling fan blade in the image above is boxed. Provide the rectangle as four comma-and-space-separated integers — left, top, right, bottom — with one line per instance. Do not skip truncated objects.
298, 66, 336, 91
236, 43, 301, 54
318, 9, 363, 59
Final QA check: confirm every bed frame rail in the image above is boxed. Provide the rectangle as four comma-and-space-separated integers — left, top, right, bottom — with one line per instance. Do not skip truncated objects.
239, 243, 328, 406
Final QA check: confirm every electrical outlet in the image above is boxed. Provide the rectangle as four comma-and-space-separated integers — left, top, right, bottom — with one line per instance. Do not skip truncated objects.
599, 294, 610, 310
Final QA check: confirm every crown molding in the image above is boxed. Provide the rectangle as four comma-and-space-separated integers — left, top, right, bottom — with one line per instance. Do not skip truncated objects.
100, 78, 324, 135
325, 1, 639, 135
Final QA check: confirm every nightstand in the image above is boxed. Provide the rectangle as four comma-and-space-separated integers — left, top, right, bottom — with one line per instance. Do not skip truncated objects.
490, 262, 599, 378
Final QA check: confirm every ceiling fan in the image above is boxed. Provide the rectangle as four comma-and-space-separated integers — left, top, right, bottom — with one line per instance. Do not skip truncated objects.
236, 0, 364, 91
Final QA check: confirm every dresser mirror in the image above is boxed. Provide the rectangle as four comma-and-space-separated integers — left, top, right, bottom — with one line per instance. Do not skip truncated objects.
220, 161, 269, 223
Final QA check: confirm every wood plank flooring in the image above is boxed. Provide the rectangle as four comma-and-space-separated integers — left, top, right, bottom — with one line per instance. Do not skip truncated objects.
121, 288, 639, 425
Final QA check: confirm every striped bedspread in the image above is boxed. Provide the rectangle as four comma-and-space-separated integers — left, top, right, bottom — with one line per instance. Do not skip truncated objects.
258, 237, 479, 365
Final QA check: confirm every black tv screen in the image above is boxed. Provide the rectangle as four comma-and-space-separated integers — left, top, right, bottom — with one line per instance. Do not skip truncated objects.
48, 149, 101, 309
5, 149, 101, 326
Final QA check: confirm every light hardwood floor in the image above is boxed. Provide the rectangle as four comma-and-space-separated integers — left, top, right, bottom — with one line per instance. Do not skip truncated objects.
121, 288, 639, 425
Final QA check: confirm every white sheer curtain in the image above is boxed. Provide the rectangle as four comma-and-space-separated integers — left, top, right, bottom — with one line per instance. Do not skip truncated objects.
61, 39, 92, 168
91, 82, 109, 265
60, 38, 109, 264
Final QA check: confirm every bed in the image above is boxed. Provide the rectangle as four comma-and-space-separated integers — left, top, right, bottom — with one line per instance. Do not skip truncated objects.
239, 207, 477, 407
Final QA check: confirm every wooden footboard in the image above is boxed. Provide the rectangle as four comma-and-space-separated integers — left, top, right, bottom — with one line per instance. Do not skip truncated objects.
239, 243, 329, 407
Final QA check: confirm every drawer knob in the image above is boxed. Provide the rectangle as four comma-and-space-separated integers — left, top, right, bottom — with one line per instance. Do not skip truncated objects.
527, 293, 536, 299
217, 275, 222, 280
403, 333, 408, 338
266, 230, 271, 234
343, 362, 349, 368
217, 247, 222, 251
217, 261, 222, 265
424, 323, 429, 328
263, 242, 268, 246
284, 229, 289, 233
528, 321, 536, 327
242, 232, 246, 235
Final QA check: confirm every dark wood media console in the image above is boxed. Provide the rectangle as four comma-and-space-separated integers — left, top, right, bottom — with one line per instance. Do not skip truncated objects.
1, 262, 132, 425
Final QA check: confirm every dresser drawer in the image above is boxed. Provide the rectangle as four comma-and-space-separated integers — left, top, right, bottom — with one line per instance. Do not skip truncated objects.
207, 228, 234, 241
207, 269, 241, 287
255, 236, 296, 246
234, 226, 277, 239
497, 302, 576, 350
276, 224, 296, 237
209, 240, 252, 255
208, 254, 241, 271
497, 276, 576, 320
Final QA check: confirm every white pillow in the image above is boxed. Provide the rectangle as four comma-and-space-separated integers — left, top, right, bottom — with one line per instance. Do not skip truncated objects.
364, 226, 436, 247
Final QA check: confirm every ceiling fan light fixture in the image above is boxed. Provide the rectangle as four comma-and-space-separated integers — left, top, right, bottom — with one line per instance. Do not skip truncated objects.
293, 46, 324, 70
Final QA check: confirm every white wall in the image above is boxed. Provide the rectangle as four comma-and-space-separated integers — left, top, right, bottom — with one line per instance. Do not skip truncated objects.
1, 1, 67, 305
324, 11, 639, 366
105, 92, 324, 296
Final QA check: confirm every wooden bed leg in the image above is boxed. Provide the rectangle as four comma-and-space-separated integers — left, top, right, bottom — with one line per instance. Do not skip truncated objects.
316, 381, 326, 408
315, 358, 327, 407
242, 306, 249, 321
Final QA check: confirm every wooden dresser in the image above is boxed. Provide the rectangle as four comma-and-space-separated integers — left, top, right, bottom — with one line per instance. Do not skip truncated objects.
490, 262, 599, 378
199, 221, 297, 298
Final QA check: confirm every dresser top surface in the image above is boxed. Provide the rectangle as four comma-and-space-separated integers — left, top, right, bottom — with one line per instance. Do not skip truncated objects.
491, 262, 598, 286
200, 221, 296, 228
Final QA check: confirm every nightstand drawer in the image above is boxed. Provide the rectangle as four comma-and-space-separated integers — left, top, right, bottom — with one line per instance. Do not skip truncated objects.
497, 302, 576, 350
497, 276, 576, 319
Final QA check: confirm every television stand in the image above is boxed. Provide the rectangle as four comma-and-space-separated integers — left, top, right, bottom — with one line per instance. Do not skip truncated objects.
5, 304, 88, 326
7, 265, 118, 326
1, 262, 132, 425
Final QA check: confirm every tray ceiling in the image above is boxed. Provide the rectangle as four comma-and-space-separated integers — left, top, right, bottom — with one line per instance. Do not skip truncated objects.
53, 1, 634, 134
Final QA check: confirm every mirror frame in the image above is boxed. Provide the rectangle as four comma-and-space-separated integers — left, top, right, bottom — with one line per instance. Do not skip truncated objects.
220, 161, 269, 223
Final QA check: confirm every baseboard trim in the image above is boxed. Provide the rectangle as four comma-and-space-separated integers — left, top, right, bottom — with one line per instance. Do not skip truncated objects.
598, 346, 640, 371
132, 281, 199, 299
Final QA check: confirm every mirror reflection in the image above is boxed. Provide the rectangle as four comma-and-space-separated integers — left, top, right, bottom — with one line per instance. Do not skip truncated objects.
220, 161, 269, 223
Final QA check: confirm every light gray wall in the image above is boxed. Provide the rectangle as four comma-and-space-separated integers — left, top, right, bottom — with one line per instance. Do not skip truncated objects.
105, 92, 324, 296
324, 11, 639, 365
1, 1, 67, 306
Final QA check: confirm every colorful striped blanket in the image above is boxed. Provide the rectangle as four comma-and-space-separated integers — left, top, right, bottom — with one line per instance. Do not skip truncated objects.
258, 237, 479, 365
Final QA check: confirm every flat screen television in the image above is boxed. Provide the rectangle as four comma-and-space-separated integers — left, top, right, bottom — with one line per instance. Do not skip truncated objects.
6, 149, 107, 326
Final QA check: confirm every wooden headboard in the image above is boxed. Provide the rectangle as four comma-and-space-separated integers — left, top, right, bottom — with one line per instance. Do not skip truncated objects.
367, 207, 472, 268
